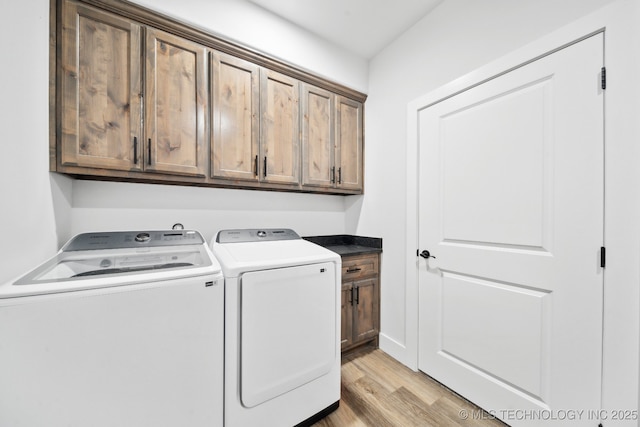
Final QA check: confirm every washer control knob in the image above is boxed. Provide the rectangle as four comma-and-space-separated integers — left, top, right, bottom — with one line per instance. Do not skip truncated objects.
135, 232, 151, 243
257, 230, 267, 238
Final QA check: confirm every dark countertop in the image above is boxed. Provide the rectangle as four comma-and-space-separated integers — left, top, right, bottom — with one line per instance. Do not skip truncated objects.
303, 235, 382, 257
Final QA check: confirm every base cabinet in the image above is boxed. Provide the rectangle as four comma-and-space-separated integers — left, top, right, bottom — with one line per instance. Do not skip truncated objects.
341, 254, 380, 353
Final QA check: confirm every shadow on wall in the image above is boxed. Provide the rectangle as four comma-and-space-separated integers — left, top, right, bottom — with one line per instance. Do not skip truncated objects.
71, 179, 346, 212
50, 173, 73, 248
65, 179, 351, 243
344, 194, 364, 234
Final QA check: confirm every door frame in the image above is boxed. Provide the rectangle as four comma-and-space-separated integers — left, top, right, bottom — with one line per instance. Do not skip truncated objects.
403, 18, 615, 402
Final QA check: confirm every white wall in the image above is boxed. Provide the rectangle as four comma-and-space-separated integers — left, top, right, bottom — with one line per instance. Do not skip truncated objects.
0, 0, 73, 285
359, 0, 640, 423
70, 181, 347, 239
128, 0, 368, 94
0, 0, 367, 285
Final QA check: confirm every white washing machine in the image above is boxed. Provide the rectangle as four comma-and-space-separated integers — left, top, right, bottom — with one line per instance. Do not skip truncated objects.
0, 230, 224, 427
212, 228, 341, 427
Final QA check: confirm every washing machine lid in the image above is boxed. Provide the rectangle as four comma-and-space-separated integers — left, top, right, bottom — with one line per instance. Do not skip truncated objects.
3, 230, 221, 298
212, 229, 340, 277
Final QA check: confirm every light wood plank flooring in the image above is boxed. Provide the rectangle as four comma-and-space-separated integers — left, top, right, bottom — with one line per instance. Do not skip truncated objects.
313, 348, 508, 427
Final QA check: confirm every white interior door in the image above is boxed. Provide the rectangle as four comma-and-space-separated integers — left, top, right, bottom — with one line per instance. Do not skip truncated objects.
418, 34, 604, 426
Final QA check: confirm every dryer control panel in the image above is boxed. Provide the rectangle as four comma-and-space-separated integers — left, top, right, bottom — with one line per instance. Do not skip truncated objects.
216, 229, 300, 244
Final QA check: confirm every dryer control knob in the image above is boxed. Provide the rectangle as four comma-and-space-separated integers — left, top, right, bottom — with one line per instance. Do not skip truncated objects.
135, 232, 151, 243
257, 230, 267, 238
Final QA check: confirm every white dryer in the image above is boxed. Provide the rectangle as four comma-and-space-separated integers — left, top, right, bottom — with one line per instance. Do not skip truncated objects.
0, 230, 224, 427
212, 228, 341, 427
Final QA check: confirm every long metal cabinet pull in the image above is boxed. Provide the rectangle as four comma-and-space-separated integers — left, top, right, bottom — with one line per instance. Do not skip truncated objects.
263, 157, 267, 178
349, 287, 354, 306
148, 139, 152, 165
331, 166, 336, 184
133, 137, 138, 165
355, 286, 360, 304
254, 155, 258, 177
338, 167, 342, 184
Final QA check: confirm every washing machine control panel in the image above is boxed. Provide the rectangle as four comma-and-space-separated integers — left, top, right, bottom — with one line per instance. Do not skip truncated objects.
63, 230, 205, 251
216, 228, 300, 243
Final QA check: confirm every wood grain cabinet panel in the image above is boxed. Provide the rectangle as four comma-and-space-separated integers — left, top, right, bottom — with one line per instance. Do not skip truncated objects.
336, 96, 364, 191
353, 278, 379, 343
60, 1, 141, 171
341, 284, 354, 349
211, 51, 260, 181
260, 69, 300, 185
341, 253, 380, 353
145, 28, 207, 177
301, 84, 334, 188
302, 87, 364, 193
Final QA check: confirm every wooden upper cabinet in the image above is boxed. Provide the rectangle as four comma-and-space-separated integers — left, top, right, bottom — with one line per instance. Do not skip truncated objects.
301, 84, 335, 188
60, 1, 142, 171
260, 69, 300, 185
302, 88, 363, 193
145, 28, 208, 177
211, 52, 260, 181
54, 0, 366, 193
336, 96, 364, 191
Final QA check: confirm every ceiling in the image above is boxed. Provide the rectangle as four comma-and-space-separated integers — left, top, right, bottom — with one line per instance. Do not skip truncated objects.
246, 0, 444, 59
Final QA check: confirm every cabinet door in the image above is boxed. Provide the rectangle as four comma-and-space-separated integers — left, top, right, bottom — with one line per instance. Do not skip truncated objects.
260, 69, 300, 184
336, 96, 363, 191
60, 0, 141, 171
145, 28, 207, 177
301, 84, 334, 188
353, 278, 379, 344
341, 284, 354, 350
211, 52, 259, 181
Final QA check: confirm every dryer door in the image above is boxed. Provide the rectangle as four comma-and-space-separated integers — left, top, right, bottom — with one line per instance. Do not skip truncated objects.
240, 262, 337, 408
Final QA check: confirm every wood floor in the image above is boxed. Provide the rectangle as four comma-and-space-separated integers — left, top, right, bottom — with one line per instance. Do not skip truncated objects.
313, 348, 508, 427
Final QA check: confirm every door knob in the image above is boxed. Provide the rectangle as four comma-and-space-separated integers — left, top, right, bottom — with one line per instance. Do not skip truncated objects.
419, 250, 436, 259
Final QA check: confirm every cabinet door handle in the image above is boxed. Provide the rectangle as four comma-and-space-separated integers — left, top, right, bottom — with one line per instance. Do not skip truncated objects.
133, 137, 138, 165
338, 167, 342, 184
148, 138, 152, 165
346, 267, 361, 273
263, 156, 267, 178
331, 166, 336, 184
355, 286, 360, 304
254, 155, 258, 177
349, 288, 354, 306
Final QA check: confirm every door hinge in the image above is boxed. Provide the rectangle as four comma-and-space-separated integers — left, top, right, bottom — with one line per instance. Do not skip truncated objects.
601, 67, 606, 90
600, 246, 606, 268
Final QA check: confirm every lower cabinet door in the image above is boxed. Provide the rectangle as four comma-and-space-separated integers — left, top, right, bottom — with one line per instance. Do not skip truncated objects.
353, 278, 379, 344
341, 284, 354, 350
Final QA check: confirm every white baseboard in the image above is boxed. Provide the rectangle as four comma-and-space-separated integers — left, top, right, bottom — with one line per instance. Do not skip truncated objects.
378, 333, 417, 371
